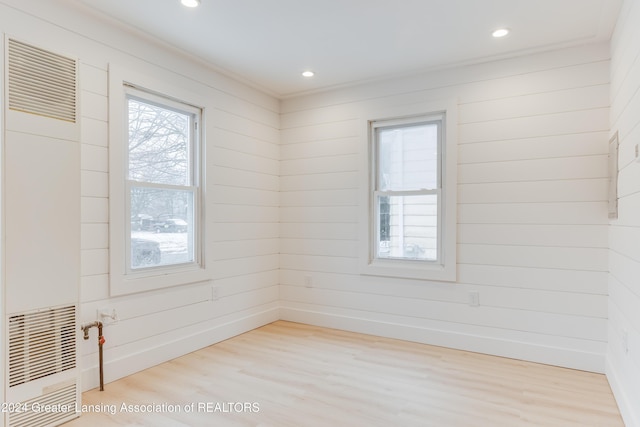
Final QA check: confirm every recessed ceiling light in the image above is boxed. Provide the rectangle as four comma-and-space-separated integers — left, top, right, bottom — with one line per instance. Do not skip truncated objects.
302, 71, 315, 77
181, 0, 200, 8
492, 28, 510, 38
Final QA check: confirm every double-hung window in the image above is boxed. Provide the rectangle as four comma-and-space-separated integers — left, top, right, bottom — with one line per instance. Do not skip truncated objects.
125, 87, 202, 272
109, 65, 209, 296
363, 109, 456, 281
374, 115, 441, 261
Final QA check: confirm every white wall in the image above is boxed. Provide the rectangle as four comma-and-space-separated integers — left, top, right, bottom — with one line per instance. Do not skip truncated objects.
608, 0, 640, 425
1, 2, 632, 419
0, 0, 280, 391
280, 44, 611, 373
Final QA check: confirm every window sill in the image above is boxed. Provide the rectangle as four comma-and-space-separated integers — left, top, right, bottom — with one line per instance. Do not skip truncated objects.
361, 258, 456, 282
111, 264, 210, 296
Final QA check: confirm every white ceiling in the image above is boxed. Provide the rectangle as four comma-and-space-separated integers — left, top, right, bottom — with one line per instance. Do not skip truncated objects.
72, 0, 622, 98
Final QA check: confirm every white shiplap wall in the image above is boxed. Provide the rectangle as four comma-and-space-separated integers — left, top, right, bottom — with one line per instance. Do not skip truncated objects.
1, 0, 630, 415
608, 0, 640, 425
280, 44, 611, 373
0, 0, 280, 390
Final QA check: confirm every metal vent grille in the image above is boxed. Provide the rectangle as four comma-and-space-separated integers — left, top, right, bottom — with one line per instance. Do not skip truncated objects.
7, 38, 77, 122
8, 383, 77, 427
8, 306, 77, 388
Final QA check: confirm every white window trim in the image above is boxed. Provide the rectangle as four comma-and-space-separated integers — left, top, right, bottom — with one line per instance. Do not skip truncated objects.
109, 64, 210, 296
359, 100, 457, 282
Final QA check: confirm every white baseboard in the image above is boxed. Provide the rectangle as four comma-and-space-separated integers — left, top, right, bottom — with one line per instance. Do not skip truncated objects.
81, 306, 607, 394
280, 307, 606, 374
607, 358, 639, 427
80, 307, 280, 392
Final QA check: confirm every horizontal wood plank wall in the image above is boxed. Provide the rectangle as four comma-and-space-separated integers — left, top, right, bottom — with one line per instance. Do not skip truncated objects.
608, 0, 640, 425
0, 0, 280, 391
280, 43, 611, 373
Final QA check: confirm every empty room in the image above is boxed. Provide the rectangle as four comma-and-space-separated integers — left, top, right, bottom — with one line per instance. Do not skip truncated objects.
0, 0, 638, 426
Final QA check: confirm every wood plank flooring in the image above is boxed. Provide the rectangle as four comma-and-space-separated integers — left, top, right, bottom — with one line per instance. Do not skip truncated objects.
64, 321, 623, 426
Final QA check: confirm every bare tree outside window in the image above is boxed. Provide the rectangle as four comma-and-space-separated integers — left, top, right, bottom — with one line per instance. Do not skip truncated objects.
128, 98, 190, 186
126, 93, 200, 270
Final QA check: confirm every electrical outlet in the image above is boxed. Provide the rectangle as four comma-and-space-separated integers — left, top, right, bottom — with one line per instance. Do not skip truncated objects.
304, 275, 313, 288
621, 329, 629, 355
212, 286, 220, 301
636, 144, 640, 163
468, 291, 480, 307
97, 308, 119, 325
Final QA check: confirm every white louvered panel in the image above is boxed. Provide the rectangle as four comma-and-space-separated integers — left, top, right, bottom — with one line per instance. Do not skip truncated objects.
7, 38, 77, 123
8, 306, 76, 388
8, 383, 77, 427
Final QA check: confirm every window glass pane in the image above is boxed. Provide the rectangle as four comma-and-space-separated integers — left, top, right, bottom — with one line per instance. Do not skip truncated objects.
378, 123, 438, 191
128, 97, 191, 186
377, 194, 438, 261
130, 187, 195, 269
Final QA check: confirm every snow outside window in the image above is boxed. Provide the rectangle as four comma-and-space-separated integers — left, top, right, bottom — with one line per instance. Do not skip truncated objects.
126, 89, 201, 272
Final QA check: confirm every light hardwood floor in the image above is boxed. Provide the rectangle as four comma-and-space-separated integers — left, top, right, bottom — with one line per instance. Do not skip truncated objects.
64, 321, 623, 426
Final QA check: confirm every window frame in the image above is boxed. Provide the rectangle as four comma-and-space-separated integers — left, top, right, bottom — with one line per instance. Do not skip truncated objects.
359, 101, 457, 282
372, 115, 443, 262
124, 87, 202, 274
109, 65, 210, 296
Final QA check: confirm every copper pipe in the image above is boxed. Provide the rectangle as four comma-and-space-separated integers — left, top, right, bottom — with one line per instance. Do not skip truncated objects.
81, 321, 105, 391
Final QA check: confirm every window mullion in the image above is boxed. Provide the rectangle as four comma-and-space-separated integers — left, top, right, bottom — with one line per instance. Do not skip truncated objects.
127, 180, 196, 192
375, 189, 438, 197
